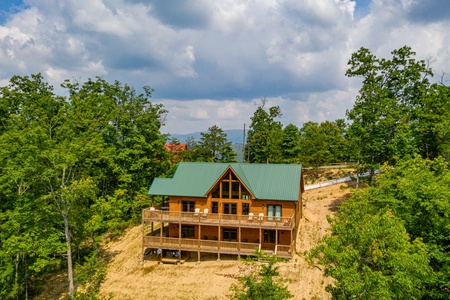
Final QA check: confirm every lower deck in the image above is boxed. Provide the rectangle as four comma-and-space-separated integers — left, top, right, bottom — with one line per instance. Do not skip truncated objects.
142, 223, 295, 259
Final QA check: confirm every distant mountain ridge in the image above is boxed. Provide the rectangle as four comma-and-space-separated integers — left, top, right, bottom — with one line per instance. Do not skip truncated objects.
168, 129, 245, 144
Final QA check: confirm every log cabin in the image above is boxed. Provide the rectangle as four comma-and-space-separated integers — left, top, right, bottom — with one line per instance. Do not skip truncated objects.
142, 162, 304, 263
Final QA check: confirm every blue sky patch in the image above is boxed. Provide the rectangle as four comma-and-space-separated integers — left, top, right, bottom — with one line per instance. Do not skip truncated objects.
0, 0, 25, 24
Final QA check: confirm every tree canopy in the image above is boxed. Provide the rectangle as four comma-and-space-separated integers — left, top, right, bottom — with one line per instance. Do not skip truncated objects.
179, 125, 237, 163
0, 74, 171, 299
246, 99, 283, 163
345, 46, 436, 174
310, 156, 450, 299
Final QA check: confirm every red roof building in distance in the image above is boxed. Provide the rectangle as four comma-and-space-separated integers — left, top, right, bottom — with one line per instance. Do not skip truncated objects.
164, 143, 187, 153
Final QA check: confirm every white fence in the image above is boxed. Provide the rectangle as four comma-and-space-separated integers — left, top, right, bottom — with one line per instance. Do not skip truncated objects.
304, 170, 380, 190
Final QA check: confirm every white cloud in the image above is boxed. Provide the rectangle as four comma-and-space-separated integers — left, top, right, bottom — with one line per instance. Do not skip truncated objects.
0, 0, 449, 134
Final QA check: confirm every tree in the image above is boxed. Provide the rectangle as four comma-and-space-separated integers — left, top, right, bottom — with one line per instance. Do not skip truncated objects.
299, 122, 332, 176
346, 46, 432, 175
280, 124, 301, 164
298, 121, 347, 176
414, 82, 450, 160
63, 77, 171, 219
197, 125, 237, 162
311, 209, 431, 299
0, 74, 72, 298
311, 156, 450, 299
0, 74, 171, 299
321, 120, 348, 163
229, 254, 292, 300
246, 99, 283, 163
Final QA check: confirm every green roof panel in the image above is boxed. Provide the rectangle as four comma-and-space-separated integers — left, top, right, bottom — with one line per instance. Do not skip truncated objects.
148, 162, 302, 201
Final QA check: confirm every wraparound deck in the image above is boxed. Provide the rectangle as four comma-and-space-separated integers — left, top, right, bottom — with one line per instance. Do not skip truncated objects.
143, 235, 293, 258
142, 208, 295, 230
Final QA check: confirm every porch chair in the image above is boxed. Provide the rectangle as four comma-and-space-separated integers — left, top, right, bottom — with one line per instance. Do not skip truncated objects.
248, 212, 254, 221
202, 208, 209, 218
194, 208, 200, 217
149, 206, 157, 217
258, 213, 264, 221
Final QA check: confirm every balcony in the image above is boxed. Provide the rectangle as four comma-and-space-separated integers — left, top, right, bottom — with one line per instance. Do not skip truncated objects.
142, 209, 295, 230
143, 236, 293, 258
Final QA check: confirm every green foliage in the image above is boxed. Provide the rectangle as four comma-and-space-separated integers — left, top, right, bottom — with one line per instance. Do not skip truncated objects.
246, 99, 283, 163
229, 253, 292, 300
74, 250, 107, 300
346, 46, 434, 173
413, 83, 450, 160
299, 120, 348, 175
280, 124, 301, 164
183, 125, 237, 162
0, 74, 170, 299
310, 156, 450, 299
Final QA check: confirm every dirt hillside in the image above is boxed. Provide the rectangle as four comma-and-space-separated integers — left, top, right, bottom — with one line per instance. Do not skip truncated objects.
97, 182, 354, 300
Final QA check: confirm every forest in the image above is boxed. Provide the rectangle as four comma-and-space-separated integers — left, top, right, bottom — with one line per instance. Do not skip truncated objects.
0, 46, 449, 299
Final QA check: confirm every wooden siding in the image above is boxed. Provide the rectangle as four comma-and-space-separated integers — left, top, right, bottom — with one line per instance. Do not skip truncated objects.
166, 196, 296, 218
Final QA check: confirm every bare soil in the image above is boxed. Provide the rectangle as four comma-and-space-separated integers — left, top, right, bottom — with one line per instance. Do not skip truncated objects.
95, 182, 355, 300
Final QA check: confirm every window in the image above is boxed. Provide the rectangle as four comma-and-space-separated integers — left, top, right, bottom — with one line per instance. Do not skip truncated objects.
181, 226, 195, 238
241, 187, 250, 200
182, 201, 195, 212
231, 182, 239, 199
242, 203, 249, 215
212, 202, 219, 214
223, 203, 237, 214
223, 228, 237, 241
267, 205, 282, 221
209, 170, 251, 200
222, 182, 230, 199
212, 186, 220, 198
264, 230, 276, 243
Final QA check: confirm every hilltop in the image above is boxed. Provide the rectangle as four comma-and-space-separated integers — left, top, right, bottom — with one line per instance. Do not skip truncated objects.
95, 182, 353, 300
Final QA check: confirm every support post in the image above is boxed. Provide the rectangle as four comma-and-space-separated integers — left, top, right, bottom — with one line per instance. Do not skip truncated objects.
259, 226, 262, 253
141, 210, 145, 264
275, 230, 278, 256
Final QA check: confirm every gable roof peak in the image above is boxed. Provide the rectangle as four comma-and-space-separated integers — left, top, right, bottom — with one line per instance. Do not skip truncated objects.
148, 162, 303, 201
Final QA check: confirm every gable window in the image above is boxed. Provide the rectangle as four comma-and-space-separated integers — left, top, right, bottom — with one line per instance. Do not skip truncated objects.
222, 182, 230, 199
223, 203, 237, 214
267, 205, 282, 221
241, 188, 250, 200
182, 201, 195, 212
211, 201, 219, 214
231, 182, 239, 199
212, 186, 220, 198
223, 228, 237, 241
210, 170, 251, 200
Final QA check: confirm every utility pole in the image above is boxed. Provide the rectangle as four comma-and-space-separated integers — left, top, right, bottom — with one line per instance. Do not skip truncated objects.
242, 124, 246, 163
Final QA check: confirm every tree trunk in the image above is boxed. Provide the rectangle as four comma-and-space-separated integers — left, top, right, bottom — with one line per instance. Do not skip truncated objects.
63, 214, 75, 299
15, 253, 19, 300
24, 253, 28, 300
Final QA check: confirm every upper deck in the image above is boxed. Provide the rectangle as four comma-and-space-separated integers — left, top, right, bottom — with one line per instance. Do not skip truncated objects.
143, 208, 295, 230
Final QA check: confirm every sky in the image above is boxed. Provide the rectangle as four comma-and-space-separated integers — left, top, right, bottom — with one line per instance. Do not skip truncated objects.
0, 0, 449, 135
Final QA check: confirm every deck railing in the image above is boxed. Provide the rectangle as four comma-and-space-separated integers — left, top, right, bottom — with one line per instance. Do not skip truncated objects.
143, 209, 295, 229
143, 236, 292, 258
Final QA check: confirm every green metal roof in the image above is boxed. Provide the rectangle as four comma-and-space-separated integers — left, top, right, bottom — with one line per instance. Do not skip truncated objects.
148, 162, 302, 202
